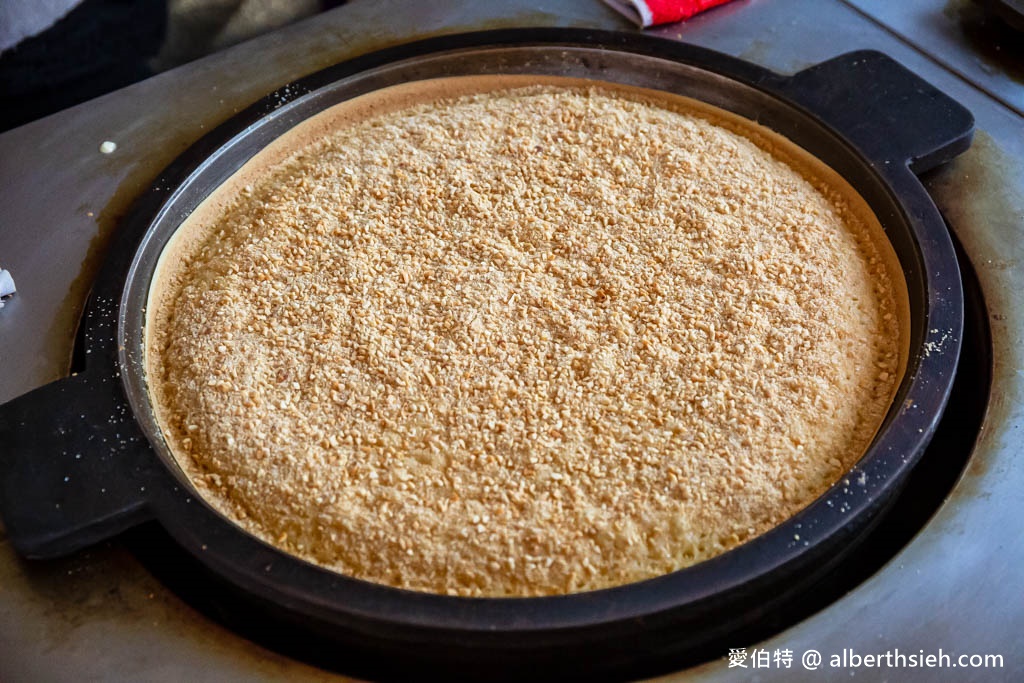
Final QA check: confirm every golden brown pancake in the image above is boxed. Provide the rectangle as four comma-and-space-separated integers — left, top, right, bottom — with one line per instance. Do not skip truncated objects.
147, 77, 907, 596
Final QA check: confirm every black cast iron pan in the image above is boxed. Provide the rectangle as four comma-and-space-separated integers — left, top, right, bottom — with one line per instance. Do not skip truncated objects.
0, 29, 973, 680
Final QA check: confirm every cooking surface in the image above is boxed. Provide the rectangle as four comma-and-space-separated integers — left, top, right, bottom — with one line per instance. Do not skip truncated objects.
0, 0, 1021, 680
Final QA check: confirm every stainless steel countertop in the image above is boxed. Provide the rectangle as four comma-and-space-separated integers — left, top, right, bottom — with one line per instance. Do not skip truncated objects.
1, 0, 1021, 680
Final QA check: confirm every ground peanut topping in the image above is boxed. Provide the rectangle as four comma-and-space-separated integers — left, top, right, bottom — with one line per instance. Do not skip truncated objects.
148, 79, 904, 597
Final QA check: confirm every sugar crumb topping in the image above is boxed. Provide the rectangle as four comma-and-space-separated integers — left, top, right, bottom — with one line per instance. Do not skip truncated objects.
149, 83, 902, 596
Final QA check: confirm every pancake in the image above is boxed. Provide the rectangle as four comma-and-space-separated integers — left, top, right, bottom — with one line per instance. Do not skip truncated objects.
146, 76, 908, 597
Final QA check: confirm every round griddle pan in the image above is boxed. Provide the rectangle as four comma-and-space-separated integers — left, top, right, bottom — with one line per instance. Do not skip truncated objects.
0, 30, 973, 680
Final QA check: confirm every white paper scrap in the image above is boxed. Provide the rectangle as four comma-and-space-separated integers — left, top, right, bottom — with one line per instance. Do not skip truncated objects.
0, 269, 16, 310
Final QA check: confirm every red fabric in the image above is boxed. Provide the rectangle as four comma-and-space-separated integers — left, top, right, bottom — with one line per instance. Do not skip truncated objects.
645, 0, 735, 25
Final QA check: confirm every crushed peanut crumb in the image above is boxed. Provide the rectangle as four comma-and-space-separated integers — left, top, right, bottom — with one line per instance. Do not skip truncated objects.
148, 78, 905, 597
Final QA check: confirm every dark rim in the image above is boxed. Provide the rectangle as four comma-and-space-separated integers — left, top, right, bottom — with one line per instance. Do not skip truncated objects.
112, 29, 963, 635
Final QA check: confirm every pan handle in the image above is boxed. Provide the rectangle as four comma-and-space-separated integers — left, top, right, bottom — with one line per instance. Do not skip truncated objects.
776, 50, 974, 174
0, 372, 155, 558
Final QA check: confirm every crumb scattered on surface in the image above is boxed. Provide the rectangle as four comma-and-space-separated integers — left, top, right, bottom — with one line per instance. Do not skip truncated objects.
148, 81, 903, 597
